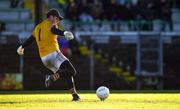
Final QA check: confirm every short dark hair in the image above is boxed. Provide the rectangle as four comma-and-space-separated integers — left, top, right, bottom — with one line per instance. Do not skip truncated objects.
46, 8, 63, 20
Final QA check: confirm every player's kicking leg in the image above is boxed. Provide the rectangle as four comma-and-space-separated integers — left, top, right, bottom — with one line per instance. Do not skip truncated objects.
45, 60, 80, 101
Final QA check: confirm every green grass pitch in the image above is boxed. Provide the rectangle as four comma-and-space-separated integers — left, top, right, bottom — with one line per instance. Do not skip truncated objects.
0, 91, 180, 109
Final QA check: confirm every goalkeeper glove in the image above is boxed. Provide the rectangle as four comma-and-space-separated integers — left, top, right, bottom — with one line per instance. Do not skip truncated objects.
17, 45, 24, 55
64, 31, 74, 40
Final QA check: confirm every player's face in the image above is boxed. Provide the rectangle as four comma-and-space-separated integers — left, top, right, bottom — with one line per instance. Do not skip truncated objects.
54, 16, 60, 23
49, 16, 60, 24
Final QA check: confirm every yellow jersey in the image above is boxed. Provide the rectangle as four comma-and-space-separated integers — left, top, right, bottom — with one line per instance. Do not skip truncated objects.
32, 19, 60, 57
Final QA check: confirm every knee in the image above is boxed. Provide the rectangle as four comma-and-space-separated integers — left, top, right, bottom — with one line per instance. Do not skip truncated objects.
60, 60, 77, 77
64, 61, 76, 76
67, 61, 77, 76
70, 67, 76, 76
61, 67, 76, 78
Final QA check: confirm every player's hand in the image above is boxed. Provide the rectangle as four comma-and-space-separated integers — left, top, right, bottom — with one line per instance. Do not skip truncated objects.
17, 45, 24, 55
64, 31, 74, 40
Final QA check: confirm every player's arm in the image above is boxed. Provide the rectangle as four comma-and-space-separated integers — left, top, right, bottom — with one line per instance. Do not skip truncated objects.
17, 35, 35, 55
51, 25, 74, 40
51, 25, 64, 36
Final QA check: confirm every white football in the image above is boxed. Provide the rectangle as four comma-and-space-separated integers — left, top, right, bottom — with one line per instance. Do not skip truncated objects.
96, 86, 110, 101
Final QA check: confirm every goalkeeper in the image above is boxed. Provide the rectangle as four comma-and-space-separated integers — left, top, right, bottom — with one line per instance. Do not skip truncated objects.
17, 9, 80, 101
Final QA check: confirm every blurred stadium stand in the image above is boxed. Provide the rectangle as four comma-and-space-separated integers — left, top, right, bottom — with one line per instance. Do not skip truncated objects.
0, 0, 180, 90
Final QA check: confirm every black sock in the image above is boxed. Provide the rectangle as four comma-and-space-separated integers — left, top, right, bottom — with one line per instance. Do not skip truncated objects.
66, 76, 76, 91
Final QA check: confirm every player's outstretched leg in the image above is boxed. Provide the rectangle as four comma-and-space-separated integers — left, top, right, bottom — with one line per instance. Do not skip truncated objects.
57, 60, 80, 101
45, 60, 80, 101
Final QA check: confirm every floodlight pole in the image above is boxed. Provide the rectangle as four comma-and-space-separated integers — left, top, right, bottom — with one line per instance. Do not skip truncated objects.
20, 55, 24, 74
19, 55, 24, 89
90, 43, 94, 90
35, 0, 42, 24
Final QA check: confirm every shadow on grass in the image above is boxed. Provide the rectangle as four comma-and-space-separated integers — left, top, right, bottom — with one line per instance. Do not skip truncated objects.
0, 101, 22, 104
0, 90, 180, 95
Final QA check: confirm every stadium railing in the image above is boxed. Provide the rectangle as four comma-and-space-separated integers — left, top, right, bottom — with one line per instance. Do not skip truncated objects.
0, 8, 31, 20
